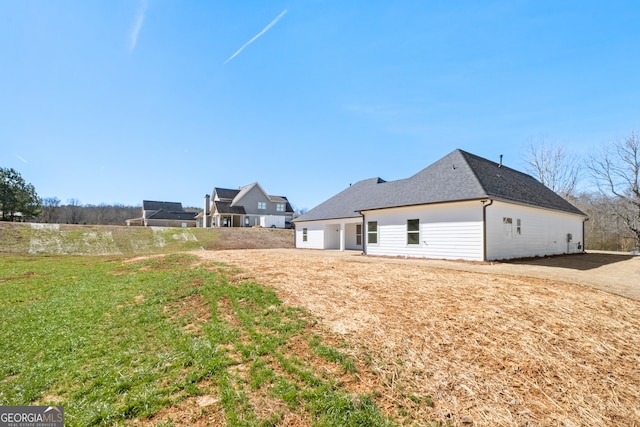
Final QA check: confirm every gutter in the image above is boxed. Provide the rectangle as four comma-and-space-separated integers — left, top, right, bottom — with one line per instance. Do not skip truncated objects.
482, 199, 494, 262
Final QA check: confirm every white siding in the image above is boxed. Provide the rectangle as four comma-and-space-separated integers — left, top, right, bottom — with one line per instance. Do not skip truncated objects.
345, 223, 362, 250
294, 218, 363, 250
295, 222, 325, 249
364, 201, 484, 261
486, 201, 585, 260
324, 224, 340, 249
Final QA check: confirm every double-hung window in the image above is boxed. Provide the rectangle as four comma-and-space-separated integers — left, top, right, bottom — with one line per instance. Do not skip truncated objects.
258, 202, 266, 210
407, 219, 420, 245
367, 221, 378, 244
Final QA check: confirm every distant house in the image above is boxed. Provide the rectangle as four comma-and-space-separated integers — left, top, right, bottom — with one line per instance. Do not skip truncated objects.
126, 200, 198, 227
198, 182, 294, 228
293, 149, 588, 261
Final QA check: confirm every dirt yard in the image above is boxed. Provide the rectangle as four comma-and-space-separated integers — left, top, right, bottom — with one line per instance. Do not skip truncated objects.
194, 248, 640, 426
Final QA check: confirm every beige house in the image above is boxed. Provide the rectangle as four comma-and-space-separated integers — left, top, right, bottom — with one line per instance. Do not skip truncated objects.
198, 182, 294, 228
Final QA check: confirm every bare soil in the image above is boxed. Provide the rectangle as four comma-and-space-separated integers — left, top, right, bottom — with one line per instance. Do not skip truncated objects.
192, 248, 640, 426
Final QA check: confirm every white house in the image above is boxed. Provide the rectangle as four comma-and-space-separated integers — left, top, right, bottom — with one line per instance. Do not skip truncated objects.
293, 149, 588, 261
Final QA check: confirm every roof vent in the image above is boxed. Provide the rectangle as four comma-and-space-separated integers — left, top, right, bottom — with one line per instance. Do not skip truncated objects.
499, 154, 503, 168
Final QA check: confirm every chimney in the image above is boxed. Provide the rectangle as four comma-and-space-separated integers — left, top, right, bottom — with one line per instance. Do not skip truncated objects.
204, 194, 211, 227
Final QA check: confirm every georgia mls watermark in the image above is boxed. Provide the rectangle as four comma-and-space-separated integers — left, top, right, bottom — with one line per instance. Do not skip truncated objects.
0, 406, 64, 427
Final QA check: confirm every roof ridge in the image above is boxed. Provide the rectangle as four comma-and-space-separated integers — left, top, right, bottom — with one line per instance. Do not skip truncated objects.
457, 149, 490, 197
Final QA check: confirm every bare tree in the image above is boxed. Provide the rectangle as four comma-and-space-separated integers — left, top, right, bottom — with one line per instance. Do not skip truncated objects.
573, 192, 635, 251
588, 133, 640, 251
40, 197, 61, 223
524, 138, 581, 198
65, 198, 84, 224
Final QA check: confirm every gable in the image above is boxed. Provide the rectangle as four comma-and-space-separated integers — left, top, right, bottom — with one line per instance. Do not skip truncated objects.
231, 182, 270, 207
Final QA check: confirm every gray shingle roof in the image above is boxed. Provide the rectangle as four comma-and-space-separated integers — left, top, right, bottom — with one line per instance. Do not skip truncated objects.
146, 209, 197, 221
213, 201, 246, 215
213, 188, 240, 201
143, 200, 184, 211
294, 149, 585, 222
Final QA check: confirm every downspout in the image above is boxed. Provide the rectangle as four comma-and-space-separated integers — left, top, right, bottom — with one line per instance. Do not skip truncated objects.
482, 199, 494, 261
582, 217, 589, 253
361, 212, 367, 255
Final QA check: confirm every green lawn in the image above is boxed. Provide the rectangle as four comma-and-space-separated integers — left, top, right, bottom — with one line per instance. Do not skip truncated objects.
0, 254, 395, 426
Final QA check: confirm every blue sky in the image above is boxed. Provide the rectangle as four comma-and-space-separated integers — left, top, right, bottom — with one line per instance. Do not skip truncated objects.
2, 1, 640, 211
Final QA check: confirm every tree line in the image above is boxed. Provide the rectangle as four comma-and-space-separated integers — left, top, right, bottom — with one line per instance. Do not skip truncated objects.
38, 197, 142, 225
2, 132, 639, 251
524, 132, 639, 252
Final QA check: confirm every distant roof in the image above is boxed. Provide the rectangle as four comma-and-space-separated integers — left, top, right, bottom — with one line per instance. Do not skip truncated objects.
146, 209, 197, 221
143, 200, 183, 211
213, 188, 240, 201
213, 201, 246, 215
294, 149, 585, 222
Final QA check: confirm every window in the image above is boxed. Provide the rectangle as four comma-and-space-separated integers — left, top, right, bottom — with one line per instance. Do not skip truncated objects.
503, 217, 513, 239
367, 221, 378, 244
356, 224, 362, 245
258, 202, 266, 210
407, 219, 420, 245
276, 203, 285, 212
516, 218, 522, 235
302, 228, 308, 242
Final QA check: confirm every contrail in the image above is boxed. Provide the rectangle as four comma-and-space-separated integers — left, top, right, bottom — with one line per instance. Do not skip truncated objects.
129, 0, 148, 52
224, 9, 287, 64
16, 155, 28, 163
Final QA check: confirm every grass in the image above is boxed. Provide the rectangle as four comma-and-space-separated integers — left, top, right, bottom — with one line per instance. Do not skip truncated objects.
0, 253, 396, 426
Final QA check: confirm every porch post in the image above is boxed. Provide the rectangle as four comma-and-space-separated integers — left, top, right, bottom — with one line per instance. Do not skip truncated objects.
339, 223, 345, 251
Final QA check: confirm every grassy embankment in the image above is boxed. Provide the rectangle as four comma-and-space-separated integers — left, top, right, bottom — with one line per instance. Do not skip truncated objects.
0, 222, 294, 255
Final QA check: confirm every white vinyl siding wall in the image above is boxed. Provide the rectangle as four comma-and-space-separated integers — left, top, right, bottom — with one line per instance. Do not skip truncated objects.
294, 218, 363, 250
363, 201, 484, 261
295, 221, 326, 249
486, 201, 584, 260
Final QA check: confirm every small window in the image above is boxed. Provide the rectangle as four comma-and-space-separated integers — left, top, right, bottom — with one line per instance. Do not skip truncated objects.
516, 218, 521, 235
302, 228, 308, 242
503, 217, 513, 239
356, 224, 362, 245
258, 202, 266, 210
367, 221, 378, 244
407, 219, 420, 245
276, 203, 285, 212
